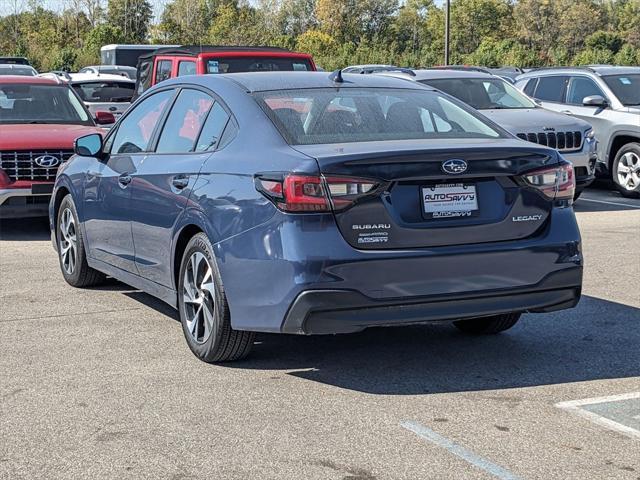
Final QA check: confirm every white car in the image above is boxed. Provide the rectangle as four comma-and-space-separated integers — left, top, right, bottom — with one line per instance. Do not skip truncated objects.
40, 72, 135, 125
0, 64, 38, 76
79, 65, 137, 80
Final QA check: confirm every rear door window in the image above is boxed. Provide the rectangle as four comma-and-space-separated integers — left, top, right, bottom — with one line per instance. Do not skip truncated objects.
533, 76, 568, 103
155, 60, 173, 84
522, 78, 537, 97
178, 61, 196, 77
195, 103, 230, 152
156, 89, 214, 153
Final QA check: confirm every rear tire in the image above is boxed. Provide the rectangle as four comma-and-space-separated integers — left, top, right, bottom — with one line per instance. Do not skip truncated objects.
178, 233, 254, 363
453, 313, 521, 334
56, 195, 105, 287
612, 143, 640, 198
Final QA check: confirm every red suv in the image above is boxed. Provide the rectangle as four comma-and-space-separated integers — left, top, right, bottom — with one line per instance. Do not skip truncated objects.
134, 45, 316, 97
0, 76, 111, 218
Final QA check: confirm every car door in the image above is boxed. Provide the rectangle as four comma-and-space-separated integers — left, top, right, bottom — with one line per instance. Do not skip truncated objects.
129, 87, 230, 286
82, 89, 174, 273
562, 75, 617, 138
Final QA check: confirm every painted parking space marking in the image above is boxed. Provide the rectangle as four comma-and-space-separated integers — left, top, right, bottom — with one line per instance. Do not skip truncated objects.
401, 421, 521, 480
556, 392, 640, 440
579, 197, 640, 209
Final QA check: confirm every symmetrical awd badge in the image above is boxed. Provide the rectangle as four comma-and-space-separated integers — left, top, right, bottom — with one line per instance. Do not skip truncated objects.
442, 159, 468, 174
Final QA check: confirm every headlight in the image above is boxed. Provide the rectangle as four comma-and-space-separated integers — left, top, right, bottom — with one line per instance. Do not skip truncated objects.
585, 128, 595, 140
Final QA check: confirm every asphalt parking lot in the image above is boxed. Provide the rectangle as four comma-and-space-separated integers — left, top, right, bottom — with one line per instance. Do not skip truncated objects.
1, 184, 639, 480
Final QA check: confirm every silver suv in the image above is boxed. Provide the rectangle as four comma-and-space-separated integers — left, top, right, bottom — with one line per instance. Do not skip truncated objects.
377, 69, 597, 197
516, 66, 640, 198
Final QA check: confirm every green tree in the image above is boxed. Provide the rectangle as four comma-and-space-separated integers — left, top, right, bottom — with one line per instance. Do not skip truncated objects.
107, 0, 153, 43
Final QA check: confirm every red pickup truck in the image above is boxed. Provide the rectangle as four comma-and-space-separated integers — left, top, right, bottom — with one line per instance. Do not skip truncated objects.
134, 45, 317, 97
0, 76, 109, 218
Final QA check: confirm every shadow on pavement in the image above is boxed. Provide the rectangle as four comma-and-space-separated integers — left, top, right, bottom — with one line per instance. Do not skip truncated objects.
0, 218, 50, 241
227, 295, 640, 395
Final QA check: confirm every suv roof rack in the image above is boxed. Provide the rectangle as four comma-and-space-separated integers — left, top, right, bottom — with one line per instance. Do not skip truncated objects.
37, 72, 66, 84
527, 66, 597, 73
427, 65, 492, 74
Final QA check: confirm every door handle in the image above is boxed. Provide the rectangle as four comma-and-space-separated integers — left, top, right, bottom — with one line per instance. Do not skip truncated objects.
118, 174, 132, 187
172, 175, 190, 189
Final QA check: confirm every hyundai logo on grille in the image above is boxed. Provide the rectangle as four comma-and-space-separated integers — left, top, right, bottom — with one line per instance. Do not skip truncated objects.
442, 159, 468, 174
34, 155, 60, 168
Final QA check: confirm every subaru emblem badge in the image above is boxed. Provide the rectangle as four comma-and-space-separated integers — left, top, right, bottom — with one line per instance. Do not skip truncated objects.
441, 159, 468, 174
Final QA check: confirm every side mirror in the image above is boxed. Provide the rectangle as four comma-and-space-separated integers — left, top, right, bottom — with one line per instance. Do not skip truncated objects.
95, 111, 116, 125
582, 95, 608, 107
75, 133, 103, 157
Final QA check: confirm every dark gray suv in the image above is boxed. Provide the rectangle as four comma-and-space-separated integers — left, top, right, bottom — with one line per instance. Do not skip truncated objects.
516, 66, 640, 198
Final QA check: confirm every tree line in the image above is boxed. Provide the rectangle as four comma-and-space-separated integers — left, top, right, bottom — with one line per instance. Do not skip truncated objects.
1, 0, 639, 72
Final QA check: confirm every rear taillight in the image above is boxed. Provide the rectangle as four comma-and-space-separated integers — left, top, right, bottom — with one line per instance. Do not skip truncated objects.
522, 162, 575, 205
255, 174, 379, 213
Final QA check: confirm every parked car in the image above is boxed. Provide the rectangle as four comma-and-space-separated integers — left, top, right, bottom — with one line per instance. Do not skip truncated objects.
134, 45, 316, 98
79, 65, 137, 80
40, 72, 135, 125
0, 75, 109, 218
377, 69, 597, 198
100, 44, 177, 67
0, 64, 37, 76
0, 56, 30, 65
50, 72, 582, 362
516, 66, 640, 197
342, 64, 405, 74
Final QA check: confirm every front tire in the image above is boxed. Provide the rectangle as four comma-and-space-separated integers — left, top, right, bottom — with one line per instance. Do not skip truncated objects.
178, 233, 254, 363
56, 195, 105, 287
612, 143, 640, 198
453, 313, 521, 334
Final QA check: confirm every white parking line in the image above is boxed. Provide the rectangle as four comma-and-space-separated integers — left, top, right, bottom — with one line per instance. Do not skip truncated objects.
579, 197, 640, 209
556, 392, 640, 440
401, 421, 521, 480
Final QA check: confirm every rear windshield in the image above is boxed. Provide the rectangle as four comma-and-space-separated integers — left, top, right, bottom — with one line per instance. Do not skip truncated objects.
206, 56, 312, 73
421, 78, 536, 110
255, 87, 503, 145
72, 81, 135, 102
0, 84, 92, 125
0, 66, 36, 76
603, 74, 640, 106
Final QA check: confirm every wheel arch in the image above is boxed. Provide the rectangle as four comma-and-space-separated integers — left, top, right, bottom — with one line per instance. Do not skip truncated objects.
607, 133, 640, 170
172, 223, 204, 293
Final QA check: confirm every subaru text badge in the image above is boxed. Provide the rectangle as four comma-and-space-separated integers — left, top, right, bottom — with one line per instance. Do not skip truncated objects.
441, 159, 468, 174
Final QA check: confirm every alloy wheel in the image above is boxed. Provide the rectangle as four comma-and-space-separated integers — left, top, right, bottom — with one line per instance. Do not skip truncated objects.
616, 152, 640, 192
59, 208, 77, 275
183, 252, 216, 344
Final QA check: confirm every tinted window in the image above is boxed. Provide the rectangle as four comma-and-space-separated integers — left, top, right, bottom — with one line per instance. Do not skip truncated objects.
257, 88, 502, 145
195, 103, 230, 152
0, 84, 91, 124
206, 57, 312, 73
602, 74, 640, 106
533, 76, 568, 102
0, 66, 36, 76
523, 78, 537, 96
155, 60, 172, 84
218, 118, 238, 149
421, 78, 536, 109
137, 58, 153, 95
110, 90, 173, 154
566, 77, 605, 105
156, 89, 214, 153
72, 81, 134, 102
178, 61, 196, 76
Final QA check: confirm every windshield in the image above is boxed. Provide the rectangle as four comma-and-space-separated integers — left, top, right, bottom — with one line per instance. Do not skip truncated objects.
206, 56, 312, 73
255, 87, 503, 145
72, 81, 134, 102
420, 78, 537, 110
603, 74, 640, 106
0, 84, 92, 124
0, 66, 36, 76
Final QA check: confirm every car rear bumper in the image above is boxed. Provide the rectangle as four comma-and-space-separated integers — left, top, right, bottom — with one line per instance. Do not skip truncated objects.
564, 140, 597, 191
281, 268, 582, 334
0, 188, 50, 219
216, 207, 583, 334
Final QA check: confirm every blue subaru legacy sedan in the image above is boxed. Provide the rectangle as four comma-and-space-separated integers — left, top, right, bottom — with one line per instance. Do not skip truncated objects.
50, 72, 582, 362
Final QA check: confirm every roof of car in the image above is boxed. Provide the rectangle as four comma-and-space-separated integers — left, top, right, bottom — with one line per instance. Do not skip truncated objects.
139, 45, 307, 59
519, 65, 640, 78
378, 69, 498, 81
0, 75, 59, 85
68, 72, 135, 82
209, 71, 436, 92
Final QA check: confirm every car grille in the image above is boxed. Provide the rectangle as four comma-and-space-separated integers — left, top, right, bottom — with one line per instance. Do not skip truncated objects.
516, 131, 583, 152
0, 150, 73, 181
